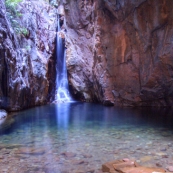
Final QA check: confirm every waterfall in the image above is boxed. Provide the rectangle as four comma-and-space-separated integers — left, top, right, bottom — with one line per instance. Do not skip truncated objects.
54, 17, 72, 102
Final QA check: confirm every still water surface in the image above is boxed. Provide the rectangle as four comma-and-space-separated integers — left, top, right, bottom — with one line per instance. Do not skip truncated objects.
0, 102, 173, 173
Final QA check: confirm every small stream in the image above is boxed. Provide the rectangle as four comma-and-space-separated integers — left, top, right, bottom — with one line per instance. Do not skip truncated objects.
0, 103, 173, 173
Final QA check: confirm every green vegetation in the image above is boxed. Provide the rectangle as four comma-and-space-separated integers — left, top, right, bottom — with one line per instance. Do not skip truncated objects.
50, 0, 58, 7
5, 0, 28, 36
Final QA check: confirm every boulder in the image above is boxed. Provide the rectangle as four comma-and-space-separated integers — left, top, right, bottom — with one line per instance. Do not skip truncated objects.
117, 167, 165, 173
0, 109, 7, 120
102, 159, 166, 173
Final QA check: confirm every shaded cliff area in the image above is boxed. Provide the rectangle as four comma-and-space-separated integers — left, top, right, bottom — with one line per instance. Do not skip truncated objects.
64, 0, 173, 106
0, 0, 57, 111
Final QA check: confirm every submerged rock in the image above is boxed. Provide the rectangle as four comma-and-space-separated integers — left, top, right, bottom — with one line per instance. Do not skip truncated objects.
61, 152, 76, 158
0, 117, 14, 132
15, 147, 46, 155
102, 159, 166, 173
167, 166, 173, 172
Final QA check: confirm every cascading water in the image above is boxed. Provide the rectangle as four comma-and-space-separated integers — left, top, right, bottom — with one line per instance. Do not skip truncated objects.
54, 16, 72, 102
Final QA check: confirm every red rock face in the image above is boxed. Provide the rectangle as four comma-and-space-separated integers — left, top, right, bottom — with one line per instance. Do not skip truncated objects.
65, 0, 173, 106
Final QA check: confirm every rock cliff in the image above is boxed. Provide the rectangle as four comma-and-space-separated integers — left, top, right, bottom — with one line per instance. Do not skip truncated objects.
64, 0, 173, 106
1, 0, 173, 109
0, 0, 57, 111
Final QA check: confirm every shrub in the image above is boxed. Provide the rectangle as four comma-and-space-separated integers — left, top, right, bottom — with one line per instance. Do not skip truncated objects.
5, 0, 28, 36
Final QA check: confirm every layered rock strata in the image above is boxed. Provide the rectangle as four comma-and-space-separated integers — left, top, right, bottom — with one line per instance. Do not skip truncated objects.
64, 0, 173, 106
0, 0, 57, 110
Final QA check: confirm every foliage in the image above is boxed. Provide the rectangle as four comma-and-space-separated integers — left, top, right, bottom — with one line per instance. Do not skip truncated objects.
16, 27, 29, 36
5, 0, 22, 17
5, 0, 28, 36
50, 0, 58, 7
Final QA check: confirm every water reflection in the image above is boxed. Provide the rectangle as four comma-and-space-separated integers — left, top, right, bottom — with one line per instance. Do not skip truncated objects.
0, 103, 173, 172
55, 103, 70, 129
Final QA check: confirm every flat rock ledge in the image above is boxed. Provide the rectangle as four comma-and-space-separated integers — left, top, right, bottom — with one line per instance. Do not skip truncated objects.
102, 159, 172, 173
0, 110, 7, 120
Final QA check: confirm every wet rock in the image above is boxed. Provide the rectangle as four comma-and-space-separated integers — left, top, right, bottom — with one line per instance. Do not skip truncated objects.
113, 161, 136, 170
14, 154, 30, 159
156, 152, 167, 157
102, 160, 122, 172
0, 110, 7, 120
0, 117, 14, 132
73, 170, 85, 173
61, 152, 76, 158
167, 143, 172, 147
156, 163, 162, 167
122, 158, 130, 162
0, 155, 4, 159
71, 160, 88, 165
15, 148, 45, 155
140, 156, 153, 162
160, 148, 167, 151
86, 169, 95, 173
102, 159, 166, 173
83, 154, 92, 158
117, 166, 165, 173
2, 144, 24, 149
167, 166, 173, 172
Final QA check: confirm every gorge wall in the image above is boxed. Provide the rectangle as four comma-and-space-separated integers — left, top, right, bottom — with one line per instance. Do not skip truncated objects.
0, 0, 57, 111
1, 0, 173, 110
64, 0, 173, 106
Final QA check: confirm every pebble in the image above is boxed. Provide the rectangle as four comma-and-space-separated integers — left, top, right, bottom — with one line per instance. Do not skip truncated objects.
83, 154, 92, 158
86, 169, 95, 173
0, 155, 4, 159
167, 166, 173, 172
156, 163, 162, 167
61, 152, 76, 158
123, 158, 130, 162
160, 148, 167, 151
168, 143, 172, 147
